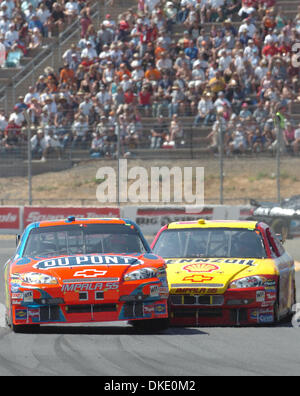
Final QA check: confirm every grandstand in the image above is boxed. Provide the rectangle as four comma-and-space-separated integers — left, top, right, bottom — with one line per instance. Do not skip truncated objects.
0, 0, 300, 166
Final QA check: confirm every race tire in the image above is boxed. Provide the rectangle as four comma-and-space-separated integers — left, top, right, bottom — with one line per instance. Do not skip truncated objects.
129, 318, 169, 333
12, 323, 40, 333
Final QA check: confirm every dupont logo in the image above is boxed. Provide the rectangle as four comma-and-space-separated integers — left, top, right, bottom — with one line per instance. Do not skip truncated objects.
183, 263, 220, 273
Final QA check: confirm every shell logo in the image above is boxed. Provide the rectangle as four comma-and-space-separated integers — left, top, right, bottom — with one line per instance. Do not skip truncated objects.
183, 263, 219, 273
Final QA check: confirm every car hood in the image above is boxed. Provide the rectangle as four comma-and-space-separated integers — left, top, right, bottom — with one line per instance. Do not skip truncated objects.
11, 253, 156, 283
165, 257, 268, 294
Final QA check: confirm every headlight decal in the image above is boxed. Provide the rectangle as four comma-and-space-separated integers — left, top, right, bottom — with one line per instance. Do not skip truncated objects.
124, 267, 158, 281
11, 272, 58, 285
229, 276, 265, 289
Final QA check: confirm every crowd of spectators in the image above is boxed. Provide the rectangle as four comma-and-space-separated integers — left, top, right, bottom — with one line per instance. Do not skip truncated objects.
1, 0, 300, 160
0, 0, 90, 68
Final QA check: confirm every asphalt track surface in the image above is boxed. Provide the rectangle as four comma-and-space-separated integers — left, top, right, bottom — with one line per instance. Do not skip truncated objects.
0, 239, 300, 377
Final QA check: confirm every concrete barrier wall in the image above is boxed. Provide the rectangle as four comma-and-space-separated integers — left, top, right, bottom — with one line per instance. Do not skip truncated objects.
0, 205, 252, 235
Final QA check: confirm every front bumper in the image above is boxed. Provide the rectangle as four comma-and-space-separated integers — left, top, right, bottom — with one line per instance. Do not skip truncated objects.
169, 287, 277, 326
9, 281, 168, 326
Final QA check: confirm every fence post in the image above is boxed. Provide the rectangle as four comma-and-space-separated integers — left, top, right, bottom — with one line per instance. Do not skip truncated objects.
218, 111, 224, 205
274, 109, 285, 203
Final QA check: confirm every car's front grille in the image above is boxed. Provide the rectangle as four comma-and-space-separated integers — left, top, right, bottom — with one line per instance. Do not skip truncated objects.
65, 304, 117, 314
40, 305, 61, 321
123, 302, 144, 318
170, 295, 224, 306
173, 308, 223, 318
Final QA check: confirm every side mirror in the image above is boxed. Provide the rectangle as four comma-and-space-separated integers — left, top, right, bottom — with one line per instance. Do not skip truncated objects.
16, 234, 21, 247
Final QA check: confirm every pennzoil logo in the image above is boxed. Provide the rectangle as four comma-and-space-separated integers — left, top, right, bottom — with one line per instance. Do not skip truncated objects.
183, 263, 219, 273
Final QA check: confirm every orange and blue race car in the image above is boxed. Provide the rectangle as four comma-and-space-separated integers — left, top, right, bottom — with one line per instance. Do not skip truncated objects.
151, 220, 296, 326
4, 217, 169, 332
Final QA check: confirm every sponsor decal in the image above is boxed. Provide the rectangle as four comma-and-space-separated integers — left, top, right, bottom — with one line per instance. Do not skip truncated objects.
250, 308, 274, 323
143, 304, 155, 315
15, 309, 27, 320
11, 283, 21, 293
166, 258, 256, 266
28, 309, 40, 320
183, 263, 219, 273
150, 285, 160, 297
12, 293, 23, 300
256, 291, 265, 303
23, 291, 34, 303
154, 303, 166, 315
34, 255, 143, 270
266, 292, 276, 301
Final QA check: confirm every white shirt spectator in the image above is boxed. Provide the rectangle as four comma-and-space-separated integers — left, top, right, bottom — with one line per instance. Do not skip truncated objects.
9, 110, 24, 127
218, 52, 232, 71
81, 45, 97, 60
36, 5, 51, 24
234, 52, 245, 71
72, 119, 89, 137
132, 67, 144, 82
156, 56, 173, 71
2, 0, 14, 19
5, 26, 19, 47
0, 18, 10, 35
238, 21, 256, 38
294, 128, 300, 140
192, 64, 205, 81
197, 97, 214, 116
79, 99, 93, 117
254, 63, 268, 80
96, 90, 111, 106
65, 1, 79, 14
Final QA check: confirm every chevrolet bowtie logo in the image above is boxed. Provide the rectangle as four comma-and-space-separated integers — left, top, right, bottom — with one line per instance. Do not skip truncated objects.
73, 269, 107, 278
182, 275, 214, 283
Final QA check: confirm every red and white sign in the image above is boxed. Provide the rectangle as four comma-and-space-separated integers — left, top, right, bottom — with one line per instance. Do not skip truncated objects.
0, 207, 21, 232
23, 207, 120, 227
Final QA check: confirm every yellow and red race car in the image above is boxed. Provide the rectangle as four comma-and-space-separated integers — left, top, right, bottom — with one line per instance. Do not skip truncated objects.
151, 220, 296, 326
4, 217, 169, 332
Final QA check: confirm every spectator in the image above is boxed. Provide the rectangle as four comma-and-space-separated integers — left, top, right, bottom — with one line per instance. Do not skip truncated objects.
90, 131, 105, 157
194, 92, 215, 126
293, 123, 300, 154
150, 115, 168, 148
72, 114, 89, 148
138, 84, 152, 116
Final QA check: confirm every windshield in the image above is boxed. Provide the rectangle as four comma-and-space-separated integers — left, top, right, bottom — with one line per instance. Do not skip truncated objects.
23, 223, 148, 257
152, 228, 267, 259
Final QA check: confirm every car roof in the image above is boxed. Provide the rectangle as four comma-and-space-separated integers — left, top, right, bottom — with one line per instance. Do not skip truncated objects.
167, 219, 258, 230
35, 218, 127, 228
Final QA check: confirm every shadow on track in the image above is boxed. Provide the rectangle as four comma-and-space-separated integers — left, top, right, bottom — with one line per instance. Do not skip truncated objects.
17, 324, 208, 336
